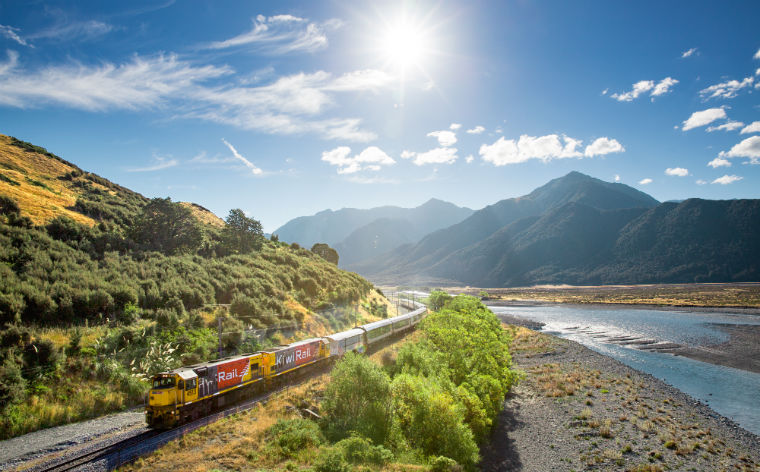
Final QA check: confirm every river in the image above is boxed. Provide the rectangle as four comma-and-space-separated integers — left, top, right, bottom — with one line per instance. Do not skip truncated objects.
487, 304, 760, 436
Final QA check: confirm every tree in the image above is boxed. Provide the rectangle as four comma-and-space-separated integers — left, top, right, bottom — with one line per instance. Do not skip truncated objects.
427, 290, 452, 311
311, 243, 339, 265
322, 352, 393, 445
221, 209, 264, 254
130, 198, 204, 254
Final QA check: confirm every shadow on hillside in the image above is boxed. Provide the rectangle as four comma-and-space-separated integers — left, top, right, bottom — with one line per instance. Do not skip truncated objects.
479, 392, 523, 471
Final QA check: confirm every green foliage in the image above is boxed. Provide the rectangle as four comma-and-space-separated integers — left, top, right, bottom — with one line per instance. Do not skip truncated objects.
265, 418, 325, 458
430, 456, 461, 472
0, 195, 20, 216
221, 209, 264, 254
427, 290, 452, 311
0, 356, 27, 406
322, 352, 393, 445
391, 373, 478, 467
314, 447, 351, 472
131, 198, 204, 254
311, 243, 339, 265
334, 434, 394, 465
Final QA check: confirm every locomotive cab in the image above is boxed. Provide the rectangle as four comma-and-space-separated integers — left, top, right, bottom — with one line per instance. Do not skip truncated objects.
146, 369, 198, 428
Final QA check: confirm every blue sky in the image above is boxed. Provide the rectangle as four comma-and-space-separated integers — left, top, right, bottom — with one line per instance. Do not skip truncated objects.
1, 0, 759, 232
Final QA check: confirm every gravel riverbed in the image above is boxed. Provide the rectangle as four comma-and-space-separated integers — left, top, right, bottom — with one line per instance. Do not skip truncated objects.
0, 408, 145, 471
480, 326, 760, 471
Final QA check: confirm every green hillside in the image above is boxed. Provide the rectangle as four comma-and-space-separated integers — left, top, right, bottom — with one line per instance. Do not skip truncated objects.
0, 135, 385, 439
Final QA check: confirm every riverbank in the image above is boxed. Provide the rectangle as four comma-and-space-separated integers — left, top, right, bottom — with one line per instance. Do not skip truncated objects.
454, 282, 760, 311
481, 326, 760, 471
488, 300, 760, 375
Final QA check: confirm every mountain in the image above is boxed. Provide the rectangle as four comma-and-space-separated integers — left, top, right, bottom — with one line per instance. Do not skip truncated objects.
359, 173, 759, 286
0, 134, 223, 229
273, 198, 474, 266
356, 172, 659, 280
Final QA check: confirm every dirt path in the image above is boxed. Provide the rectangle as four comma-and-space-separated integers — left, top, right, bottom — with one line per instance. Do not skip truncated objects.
480, 328, 760, 471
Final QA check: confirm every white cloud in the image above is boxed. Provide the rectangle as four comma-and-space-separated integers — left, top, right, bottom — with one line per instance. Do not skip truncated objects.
0, 50, 19, 75
707, 121, 744, 132
465, 155, 474, 164
638, 178, 653, 185
699, 77, 754, 100
321, 146, 394, 174
449, 123, 461, 130
127, 154, 179, 172
614, 174, 621, 182
0, 25, 30, 47
651, 77, 679, 97
427, 130, 457, 147
682, 108, 727, 131
28, 20, 114, 42
681, 47, 698, 58
611, 80, 653, 102
204, 14, 341, 54
696, 179, 707, 185
611, 78, 678, 101
0, 53, 230, 111
222, 138, 263, 175
718, 136, 760, 160
601, 88, 608, 95
479, 134, 596, 166
0, 53, 395, 141
755, 47, 760, 60
584, 137, 625, 157
665, 167, 689, 177
707, 157, 731, 168
740, 121, 760, 134
712, 174, 742, 185
466, 125, 485, 135
401, 147, 458, 166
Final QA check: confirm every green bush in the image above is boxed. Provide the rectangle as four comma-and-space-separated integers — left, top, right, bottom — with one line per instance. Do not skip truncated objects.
335, 434, 394, 465
265, 418, 325, 458
430, 456, 461, 472
322, 352, 393, 445
314, 447, 351, 472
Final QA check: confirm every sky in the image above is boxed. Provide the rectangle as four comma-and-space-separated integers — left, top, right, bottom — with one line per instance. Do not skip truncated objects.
1, 0, 759, 232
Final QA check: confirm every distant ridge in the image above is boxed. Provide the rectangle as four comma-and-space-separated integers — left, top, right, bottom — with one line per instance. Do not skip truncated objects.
349, 172, 759, 286
273, 198, 474, 267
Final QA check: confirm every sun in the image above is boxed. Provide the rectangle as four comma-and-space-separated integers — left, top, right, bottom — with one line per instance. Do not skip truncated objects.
380, 20, 429, 70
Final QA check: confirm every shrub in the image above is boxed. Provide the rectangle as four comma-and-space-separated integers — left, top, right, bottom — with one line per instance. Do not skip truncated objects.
266, 418, 325, 458
314, 447, 350, 472
0, 356, 26, 406
430, 456, 461, 472
322, 352, 393, 445
335, 434, 394, 465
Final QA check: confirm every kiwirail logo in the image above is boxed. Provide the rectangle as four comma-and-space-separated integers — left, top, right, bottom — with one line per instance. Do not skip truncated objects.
217, 358, 251, 389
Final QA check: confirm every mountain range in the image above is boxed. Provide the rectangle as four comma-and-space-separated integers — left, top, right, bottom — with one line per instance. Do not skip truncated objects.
273, 198, 474, 268
278, 172, 760, 286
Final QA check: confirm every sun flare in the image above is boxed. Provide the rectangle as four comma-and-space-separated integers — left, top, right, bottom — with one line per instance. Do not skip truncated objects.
380, 20, 429, 70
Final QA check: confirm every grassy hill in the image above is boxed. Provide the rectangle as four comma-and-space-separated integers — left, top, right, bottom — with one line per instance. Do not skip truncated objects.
0, 134, 388, 439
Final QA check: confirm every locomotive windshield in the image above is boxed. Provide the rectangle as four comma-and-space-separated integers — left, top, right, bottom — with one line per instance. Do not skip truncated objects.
152, 376, 175, 389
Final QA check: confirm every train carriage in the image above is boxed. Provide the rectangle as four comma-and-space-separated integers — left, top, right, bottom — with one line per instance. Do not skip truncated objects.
324, 328, 366, 357
360, 318, 395, 344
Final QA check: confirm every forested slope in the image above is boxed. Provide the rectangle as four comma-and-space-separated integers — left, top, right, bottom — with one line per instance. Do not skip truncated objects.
0, 134, 381, 438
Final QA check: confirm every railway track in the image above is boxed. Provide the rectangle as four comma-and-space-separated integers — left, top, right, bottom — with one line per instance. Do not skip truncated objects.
31, 385, 293, 472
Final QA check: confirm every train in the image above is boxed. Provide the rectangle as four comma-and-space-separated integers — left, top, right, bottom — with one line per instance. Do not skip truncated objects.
145, 300, 427, 428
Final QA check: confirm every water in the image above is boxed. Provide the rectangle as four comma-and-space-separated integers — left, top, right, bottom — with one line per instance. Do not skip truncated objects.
489, 304, 760, 435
